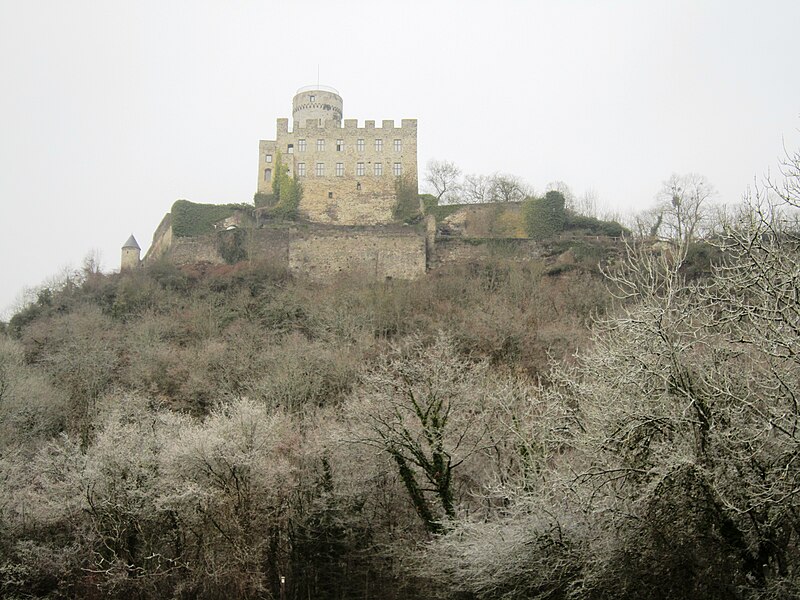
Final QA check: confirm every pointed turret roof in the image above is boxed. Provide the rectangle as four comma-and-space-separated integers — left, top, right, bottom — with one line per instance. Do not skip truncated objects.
122, 234, 140, 250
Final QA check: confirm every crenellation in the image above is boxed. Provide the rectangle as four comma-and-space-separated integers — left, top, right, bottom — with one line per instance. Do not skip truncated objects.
256, 86, 418, 225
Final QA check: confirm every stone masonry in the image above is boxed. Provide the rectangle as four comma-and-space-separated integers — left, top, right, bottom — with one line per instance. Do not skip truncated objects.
257, 86, 418, 226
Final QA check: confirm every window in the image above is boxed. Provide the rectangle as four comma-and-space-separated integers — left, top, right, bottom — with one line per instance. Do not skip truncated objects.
297, 163, 306, 177
328, 191, 333, 198
393, 162, 402, 176
356, 182, 362, 191
336, 139, 344, 151
310, 94, 316, 102
298, 139, 306, 152
287, 143, 294, 154
266, 153, 273, 163
374, 162, 383, 176
375, 138, 383, 152
315, 162, 324, 176
393, 139, 402, 152
356, 162, 365, 176
336, 162, 344, 176
264, 168, 272, 181
357, 138, 365, 152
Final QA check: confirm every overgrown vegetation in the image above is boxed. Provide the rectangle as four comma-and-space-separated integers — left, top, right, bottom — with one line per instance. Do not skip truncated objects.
265, 152, 302, 219
524, 190, 567, 239
393, 174, 422, 223
216, 227, 247, 264
563, 211, 628, 237
171, 199, 253, 237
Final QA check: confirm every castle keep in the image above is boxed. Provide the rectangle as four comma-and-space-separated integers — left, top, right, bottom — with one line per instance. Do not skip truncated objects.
257, 86, 418, 225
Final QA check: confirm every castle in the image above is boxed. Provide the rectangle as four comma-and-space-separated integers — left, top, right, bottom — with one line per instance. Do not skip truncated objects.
122, 87, 542, 277
257, 86, 418, 225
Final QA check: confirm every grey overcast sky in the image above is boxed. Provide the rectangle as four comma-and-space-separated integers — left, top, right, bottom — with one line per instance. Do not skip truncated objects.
1, 0, 799, 316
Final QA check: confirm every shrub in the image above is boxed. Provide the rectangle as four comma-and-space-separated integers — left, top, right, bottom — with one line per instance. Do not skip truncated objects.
393, 174, 421, 223
216, 228, 248, 264
564, 212, 628, 237
524, 191, 566, 240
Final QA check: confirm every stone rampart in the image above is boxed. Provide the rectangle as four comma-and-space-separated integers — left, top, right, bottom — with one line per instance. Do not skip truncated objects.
143, 217, 426, 280
430, 237, 542, 269
289, 226, 425, 280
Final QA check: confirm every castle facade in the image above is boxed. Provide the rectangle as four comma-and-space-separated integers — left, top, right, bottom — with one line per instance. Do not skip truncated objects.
257, 86, 418, 225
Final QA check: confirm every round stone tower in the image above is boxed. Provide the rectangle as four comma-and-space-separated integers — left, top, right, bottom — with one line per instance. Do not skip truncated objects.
121, 234, 141, 271
292, 85, 342, 126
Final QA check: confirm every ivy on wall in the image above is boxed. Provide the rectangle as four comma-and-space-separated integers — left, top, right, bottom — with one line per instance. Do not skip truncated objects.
265, 152, 302, 220
393, 175, 422, 223
523, 191, 566, 240
171, 200, 253, 237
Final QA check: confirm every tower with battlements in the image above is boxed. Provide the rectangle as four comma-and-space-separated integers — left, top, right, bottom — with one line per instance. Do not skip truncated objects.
257, 86, 418, 225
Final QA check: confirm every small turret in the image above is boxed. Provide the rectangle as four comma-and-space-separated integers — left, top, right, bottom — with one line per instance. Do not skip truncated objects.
121, 234, 141, 271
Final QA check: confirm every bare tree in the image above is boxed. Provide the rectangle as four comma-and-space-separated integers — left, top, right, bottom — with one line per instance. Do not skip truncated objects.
656, 172, 716, 248
461, 173, 493, 204
490, 173, 529, 203
424, 160, 462, 204
354, 334, 492, 534
576, 188, 600, 217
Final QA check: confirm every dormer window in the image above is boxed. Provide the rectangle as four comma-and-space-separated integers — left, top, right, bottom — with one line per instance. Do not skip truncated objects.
310, 94, 316, 102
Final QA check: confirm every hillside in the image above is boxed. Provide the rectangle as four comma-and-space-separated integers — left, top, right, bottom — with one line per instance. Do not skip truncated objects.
1, 253, 610, 599
1, 176, 799, 598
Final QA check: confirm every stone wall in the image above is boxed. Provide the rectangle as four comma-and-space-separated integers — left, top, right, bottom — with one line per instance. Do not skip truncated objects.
163, 235, 225, 265
258, 117, 418, 226
145, 213, 173, 262
289, 226, 425, 280
143, 217, 426, 280
439, 203, 526, 238
430, 237, 542, 269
